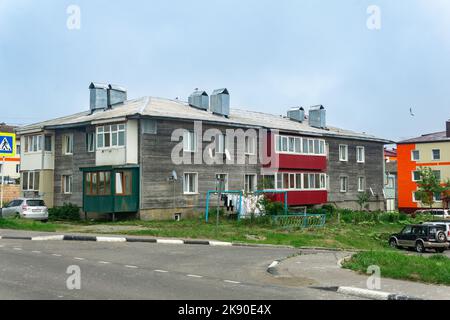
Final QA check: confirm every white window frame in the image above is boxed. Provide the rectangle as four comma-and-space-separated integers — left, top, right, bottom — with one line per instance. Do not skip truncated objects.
183, 172, 198, 194
274, 172, 326, 191
245, 136, 256, 155
62, 175, 73, 194
340, 176, 348, 193
25, 135, 43, 153
22, 171, 39, 191
87, 132, 95, 153
96, 124, 126, 150
63, 134, 74, 155
216, 134, 226, 154
356, 146, 365, 163
412, 191, 420, 203
244, 174, 257, 193
183, 131, 197, 153
274, 134, 326, 156
215, 173, 229, 191
412, 171, 421, 182
411, 150, 420, 161
339, 145, 348, 162
432, 149, 441, 161
358, 176, 366, 192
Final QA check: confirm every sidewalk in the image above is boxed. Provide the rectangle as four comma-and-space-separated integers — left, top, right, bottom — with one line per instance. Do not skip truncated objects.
272, 250, 450, 300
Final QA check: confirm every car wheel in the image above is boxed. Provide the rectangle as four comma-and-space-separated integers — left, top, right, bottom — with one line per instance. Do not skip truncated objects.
415, 241, 425, 253
435, 248, 446, 253
389, 238, 398, 249
436, 231, 447, 243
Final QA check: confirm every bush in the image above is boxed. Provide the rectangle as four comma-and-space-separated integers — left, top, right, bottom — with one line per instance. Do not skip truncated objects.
49, 203, 81, 221
258, 196, 285, 216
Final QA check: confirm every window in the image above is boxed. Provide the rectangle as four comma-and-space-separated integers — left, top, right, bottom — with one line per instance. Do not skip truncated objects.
320, 174, 326, 189
62, 175, 72, 194
16, 164, 20, 173
358, 177, 366, 192
245, 136, 256, 155
141, 119, 157, 134
412, 171, 421, 181
244, 174, 257, 193
340, 176, 348, 192
433, 170, 441, 182
115, 171, 132, 195
296, 174, 302, 189
216, 134, 225, 154
411, 150, 420, 161
25, 135, 42, 153
16, 144, 21, 155
183, 173, 198, 194
96, 124, 126, 149
63, 134, 73, 155
276, 173, 283, 189
413, 191, 420, 202
261, 175, 275, 190
44, 135, 52, 152
86, 132, 95, 152
339, 145, 348, 161
216, 173, 228, 191
274, 135, 325, 155
85, 172, 112, 196
289, 173, 296, 189
434, 192, 442, 201
356, 146, 365, 163
387, 177, 395, 188
183, 131, 197, 153
432, 149, 441, 161
22, 171, 39, 191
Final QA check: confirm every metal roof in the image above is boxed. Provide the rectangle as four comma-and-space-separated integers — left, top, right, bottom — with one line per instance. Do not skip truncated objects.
397, 131, 450, 144
16, 96, 392, 143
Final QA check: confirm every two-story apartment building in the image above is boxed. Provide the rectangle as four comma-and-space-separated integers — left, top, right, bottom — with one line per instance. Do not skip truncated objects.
17, 83, 390, 220
397, 121, 450, 213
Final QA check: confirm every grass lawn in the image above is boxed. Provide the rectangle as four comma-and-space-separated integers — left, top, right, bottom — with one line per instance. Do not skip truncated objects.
342, 251, 450, 286
0, 215, 413, 251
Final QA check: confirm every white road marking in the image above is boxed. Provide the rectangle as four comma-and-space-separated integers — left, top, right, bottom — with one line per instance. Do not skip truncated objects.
154, 270, 169, 273
98, 261, 111, 264
74, 257, 85, 261
52, 254, 62, 257
187, 274, 203, 278
125, 265, 138, 269
224, 280, 241, 284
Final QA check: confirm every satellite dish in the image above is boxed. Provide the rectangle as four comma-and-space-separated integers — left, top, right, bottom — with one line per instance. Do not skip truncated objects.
171, 170, 178, 181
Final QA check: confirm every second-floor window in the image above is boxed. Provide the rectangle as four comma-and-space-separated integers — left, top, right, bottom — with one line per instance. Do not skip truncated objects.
44, 135, 52, 152
86, 132, 95, 152
25, 135, 42, 153
432, 149, 441, 161
245, 136, 256, 155
356, 146, 365, 163
339, 145, 348, 162
183, 131, 197, 153
275, 135, 325, 155
411, 150, 420, 161
63, 134, 73, 155
97, 124, 126, 149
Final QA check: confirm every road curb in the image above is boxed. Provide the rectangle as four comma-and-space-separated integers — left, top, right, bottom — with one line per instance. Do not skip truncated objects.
0, 233, 295, 249
312, 286, 423, 300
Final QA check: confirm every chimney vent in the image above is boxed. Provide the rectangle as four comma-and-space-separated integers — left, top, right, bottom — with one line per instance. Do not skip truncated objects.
107, 84, 127, 108
188, 90, 209, 111
308, 105, 326, 129
287, 107, 305, 123
210, 88, 230, 117
89, 82, 108, 112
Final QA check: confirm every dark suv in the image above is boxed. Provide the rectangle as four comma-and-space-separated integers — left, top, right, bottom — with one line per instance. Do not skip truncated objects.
389, 224, 449, 253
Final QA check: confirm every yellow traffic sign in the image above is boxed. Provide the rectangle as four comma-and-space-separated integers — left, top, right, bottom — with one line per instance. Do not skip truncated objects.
0, 132, 16, 157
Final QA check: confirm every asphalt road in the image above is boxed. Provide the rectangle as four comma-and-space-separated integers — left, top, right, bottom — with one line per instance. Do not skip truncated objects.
0, 239, 354, 300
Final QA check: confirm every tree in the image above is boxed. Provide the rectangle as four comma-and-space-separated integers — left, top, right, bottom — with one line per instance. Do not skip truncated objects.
415, 167, 445, 209
356, 192, 371, 211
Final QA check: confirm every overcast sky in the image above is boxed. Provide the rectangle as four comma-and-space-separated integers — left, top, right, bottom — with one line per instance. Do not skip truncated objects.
1, 0, 449, 142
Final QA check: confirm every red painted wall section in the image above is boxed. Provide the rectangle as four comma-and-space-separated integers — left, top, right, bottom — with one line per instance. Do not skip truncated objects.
397, 144, 418, 211
263, 132, 327, 171
269, 191, 328, 206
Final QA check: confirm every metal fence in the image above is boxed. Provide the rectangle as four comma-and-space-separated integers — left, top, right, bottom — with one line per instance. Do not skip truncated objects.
271, 214, 326, 230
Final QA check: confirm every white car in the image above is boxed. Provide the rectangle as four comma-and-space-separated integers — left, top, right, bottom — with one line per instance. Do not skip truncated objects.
1, 198, 49, 222
424, 221, 450, 243
415, 209, 450, 220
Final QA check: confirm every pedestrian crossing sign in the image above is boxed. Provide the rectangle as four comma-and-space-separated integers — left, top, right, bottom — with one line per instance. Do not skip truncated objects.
0, 133, 16, 157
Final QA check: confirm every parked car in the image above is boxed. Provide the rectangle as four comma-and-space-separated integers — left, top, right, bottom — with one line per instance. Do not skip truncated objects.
423, 221, 450, 243
389, 224, 449, 253
415, 209, 450, 220
0, 198, 48, 222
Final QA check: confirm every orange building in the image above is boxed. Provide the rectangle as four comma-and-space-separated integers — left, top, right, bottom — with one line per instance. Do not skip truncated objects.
397, 120, 450, 213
